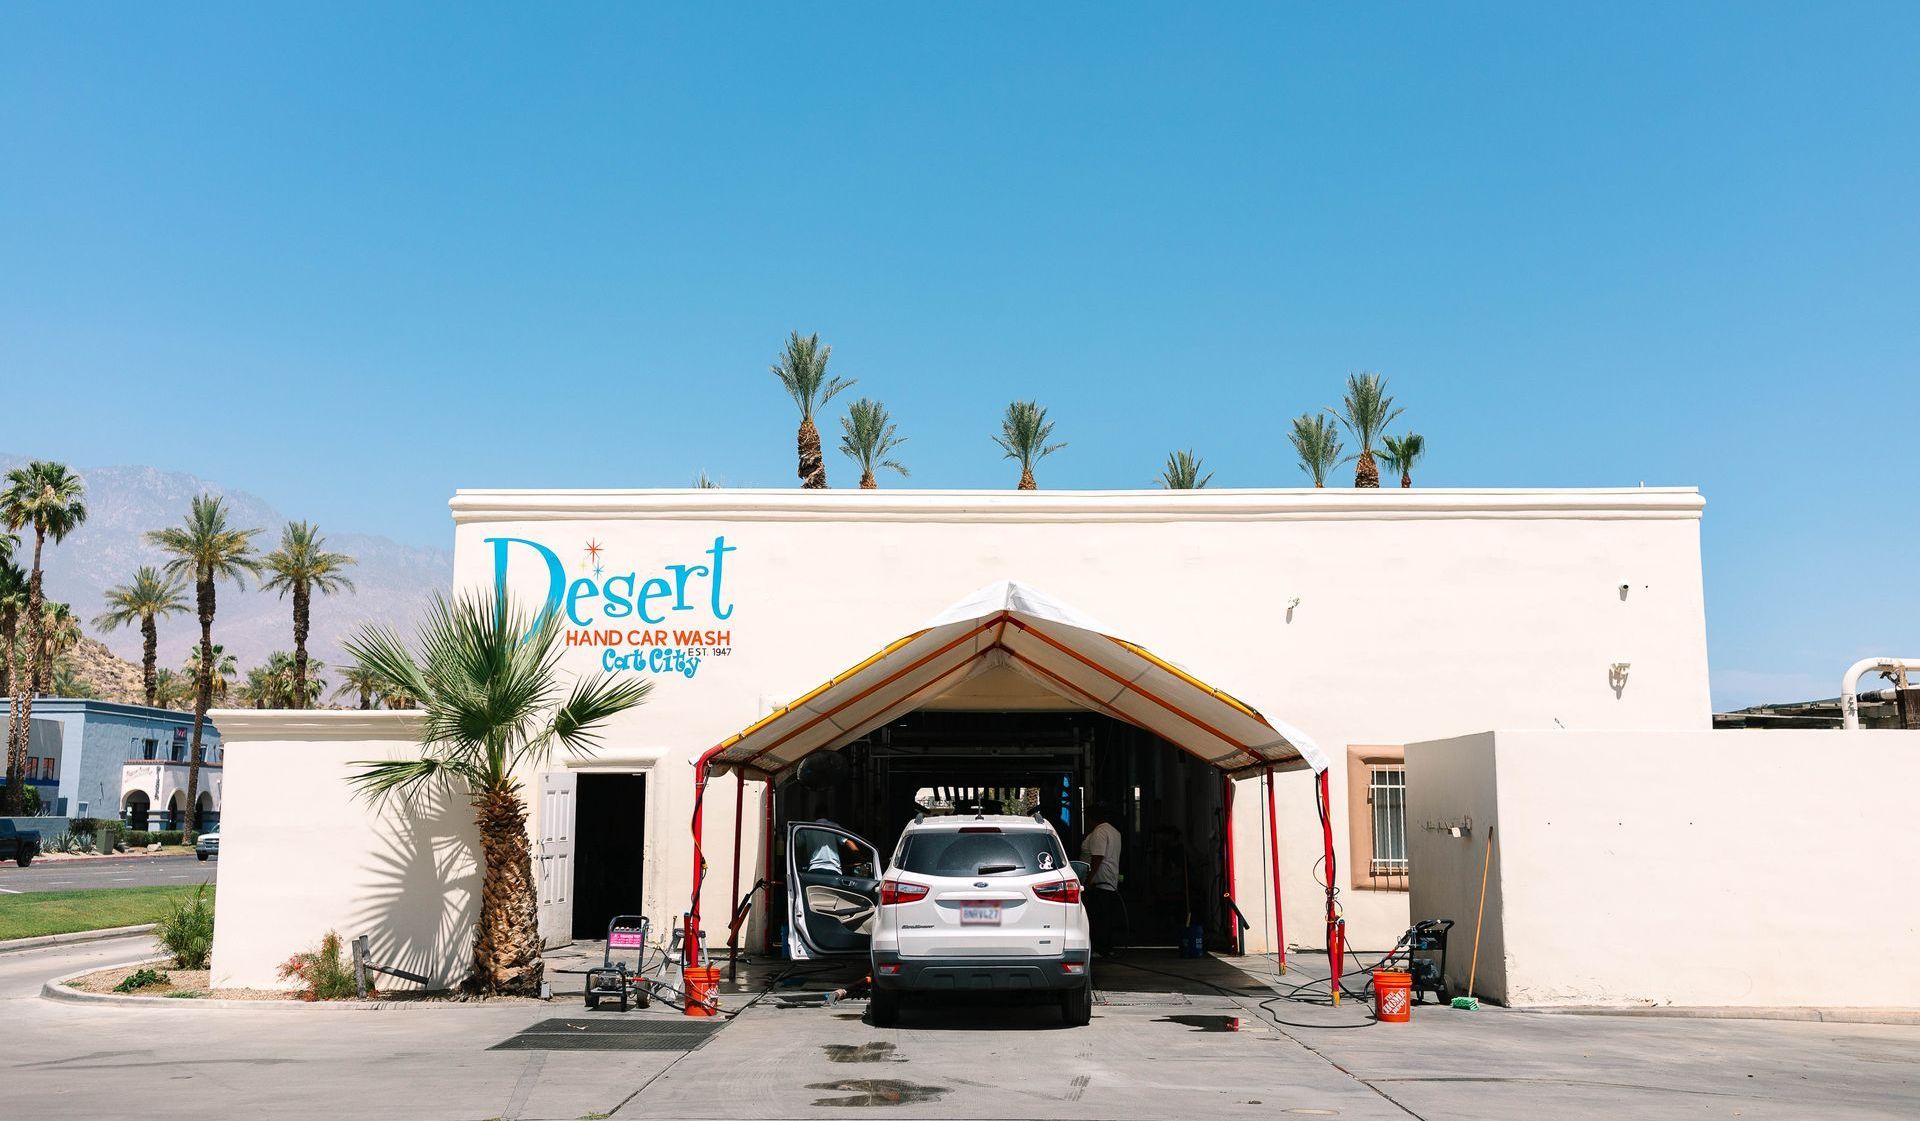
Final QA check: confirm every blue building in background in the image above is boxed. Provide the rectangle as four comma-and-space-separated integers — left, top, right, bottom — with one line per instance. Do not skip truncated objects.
0, 698, 222, 827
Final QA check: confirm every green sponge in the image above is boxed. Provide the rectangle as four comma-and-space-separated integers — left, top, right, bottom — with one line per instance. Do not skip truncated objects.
1450, 996, 1479, 1010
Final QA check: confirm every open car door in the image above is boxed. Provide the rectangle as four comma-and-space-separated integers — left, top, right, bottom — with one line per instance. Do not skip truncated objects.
785, 822, 881, 960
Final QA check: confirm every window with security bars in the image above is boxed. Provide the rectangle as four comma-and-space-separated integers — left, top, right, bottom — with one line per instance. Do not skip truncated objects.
1368, 766, 1408, 877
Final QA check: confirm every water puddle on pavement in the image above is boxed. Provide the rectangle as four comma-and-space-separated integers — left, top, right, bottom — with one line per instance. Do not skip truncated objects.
824, 1042, 902, 1063
1154, 1014, 1244, 1032
808, 1079, 948, 1107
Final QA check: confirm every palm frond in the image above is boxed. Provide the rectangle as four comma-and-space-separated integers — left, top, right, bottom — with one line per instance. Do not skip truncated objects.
770, 331, 856, 421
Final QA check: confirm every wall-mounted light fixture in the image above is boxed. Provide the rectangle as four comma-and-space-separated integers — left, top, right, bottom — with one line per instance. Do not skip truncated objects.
1609, 662, 1631, 695
1285, 596, 1301, 623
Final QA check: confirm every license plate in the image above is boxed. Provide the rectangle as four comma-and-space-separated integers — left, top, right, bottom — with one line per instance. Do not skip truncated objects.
960, 903, 1001, 925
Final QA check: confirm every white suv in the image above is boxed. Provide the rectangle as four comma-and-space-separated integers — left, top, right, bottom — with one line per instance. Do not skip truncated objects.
784, 814, 1092, 1027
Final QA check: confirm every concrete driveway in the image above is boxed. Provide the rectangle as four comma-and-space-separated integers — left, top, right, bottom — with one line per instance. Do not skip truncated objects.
5, 937, 1916, 1120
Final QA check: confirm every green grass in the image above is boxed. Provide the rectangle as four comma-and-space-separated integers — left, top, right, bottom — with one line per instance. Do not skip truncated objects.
0, 885, 215, 942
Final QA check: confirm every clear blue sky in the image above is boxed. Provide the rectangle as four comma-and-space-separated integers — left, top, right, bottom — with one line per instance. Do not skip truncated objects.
3, 4, 1915, 709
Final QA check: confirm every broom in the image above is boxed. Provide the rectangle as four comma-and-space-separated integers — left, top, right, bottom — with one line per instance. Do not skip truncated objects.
1452, 824, 1494, 1011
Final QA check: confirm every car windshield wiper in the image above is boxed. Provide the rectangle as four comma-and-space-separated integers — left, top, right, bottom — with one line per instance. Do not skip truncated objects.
976, 863, 1020, 874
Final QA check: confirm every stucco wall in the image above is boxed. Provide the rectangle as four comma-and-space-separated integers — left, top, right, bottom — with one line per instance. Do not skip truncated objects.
209, 712, 480, 992
1407, 728, 1920, 1009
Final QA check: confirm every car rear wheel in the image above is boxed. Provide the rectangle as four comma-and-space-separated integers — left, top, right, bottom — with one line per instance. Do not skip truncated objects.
197, 853, 209, 861
1061, 980, 1093, 1026
869, 986, 901, 1027
16, 853, 31, 868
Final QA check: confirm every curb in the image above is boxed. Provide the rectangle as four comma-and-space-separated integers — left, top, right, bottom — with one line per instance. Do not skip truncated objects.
0, 924, 157, 955
40, 958, 558, 1012
19, 850, 201, 865
1518, 1005, 1920, 1026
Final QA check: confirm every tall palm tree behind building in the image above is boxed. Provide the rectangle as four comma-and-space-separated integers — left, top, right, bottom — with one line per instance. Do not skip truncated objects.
0, 553, 24, 700
148, 495, 261, 839
1330, 372, 1404, 488
1, 460, 87, 815
347, 592, 651, 995
838, 398, 909, 489
1156, 450, 1213, 489
1378, 433, 1427, 489
1288, 414, 1348, 488
95, 566, 190, 706
262, 521, 355, 710
771, 331, 855, 489
34, 602, 81, 693
994, 401, 1066, 490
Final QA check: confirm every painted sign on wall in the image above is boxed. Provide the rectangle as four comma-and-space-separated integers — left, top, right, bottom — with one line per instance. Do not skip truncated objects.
487, 535, 736, 679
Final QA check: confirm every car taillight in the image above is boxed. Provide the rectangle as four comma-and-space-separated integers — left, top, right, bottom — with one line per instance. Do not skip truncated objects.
1033, 878, 1081, 904
879, 880, 929, 906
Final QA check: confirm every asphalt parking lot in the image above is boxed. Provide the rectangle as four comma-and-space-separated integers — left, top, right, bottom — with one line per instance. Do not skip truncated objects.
0, 853, 215, 893
5, 936, 1916, 1120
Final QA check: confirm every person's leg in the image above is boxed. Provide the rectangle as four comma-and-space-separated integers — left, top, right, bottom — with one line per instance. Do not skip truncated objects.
1088, 888, 1118, 954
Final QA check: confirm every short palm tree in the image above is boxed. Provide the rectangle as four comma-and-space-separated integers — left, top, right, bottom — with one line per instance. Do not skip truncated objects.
994, 401, 1066, 490
48, 659, 95, 699
838, 398, 909, 489
333, 661, 384, 709
2, 460, 87, 816
34, 602, 81, 693
1288, 414, 1349, 487
1330, 372, 1404, 488
148, 495, 262, 839
184, 643, 239, 702
152, 667, 193, 710
255, 649, 326, 708
1378, 433, 1427, 489
692, 470, 722, 489
346, 592, 651, 996
95, 566, 190, 706
262, 521, 356, 710
771, 331, 855, 489
0, 558, 22, 701
1157, 450, 1213, 489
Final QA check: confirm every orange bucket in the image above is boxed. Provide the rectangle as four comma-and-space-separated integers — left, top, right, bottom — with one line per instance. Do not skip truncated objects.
1372, 970, 1413, 1023
683, 966, 721, 1017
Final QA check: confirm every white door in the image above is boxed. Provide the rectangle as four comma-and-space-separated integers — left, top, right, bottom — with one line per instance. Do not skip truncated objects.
536, 770, 577, 949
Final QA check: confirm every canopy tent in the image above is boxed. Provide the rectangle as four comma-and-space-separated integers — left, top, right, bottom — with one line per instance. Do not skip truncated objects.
685, 580, 1346, 1005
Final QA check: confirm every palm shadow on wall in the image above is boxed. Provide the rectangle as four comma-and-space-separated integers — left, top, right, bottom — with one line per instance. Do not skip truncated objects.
350, 790, 482, 993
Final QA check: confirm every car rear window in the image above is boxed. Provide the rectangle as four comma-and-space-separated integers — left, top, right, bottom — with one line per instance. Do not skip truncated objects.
895, 829, 1068, 878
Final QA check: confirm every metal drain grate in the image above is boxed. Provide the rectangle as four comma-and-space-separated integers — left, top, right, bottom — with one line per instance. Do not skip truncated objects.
490, 1017, 723, 1052
1094, 991, 1194, 1007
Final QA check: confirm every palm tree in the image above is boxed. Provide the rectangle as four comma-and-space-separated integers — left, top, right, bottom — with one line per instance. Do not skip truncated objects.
152, 668, 193, 711
1157, 450, 1213, 490
346, 592, 651, 995
48, 659, 95, 699
1378, 433, 1427, 489
0, 557, 25, 701
251, 650, 326, 708
692, 470, 722, 489
147, 495, 262, 839
184, 643, 239, 703
2, 461, 87, 815
34, 602, 81, 693
262, 521, 355, 710
333, 661, 383, 710
994, 401, 1066, 490
1288, 414, 1348, 488
1330, 372, 1404, 488
95, 567, 190, 706
838, 398, 909, 489
770, 331, 855, 489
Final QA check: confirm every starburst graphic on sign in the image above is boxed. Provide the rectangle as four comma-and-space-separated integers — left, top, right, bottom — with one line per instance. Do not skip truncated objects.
583, 538, 605, 578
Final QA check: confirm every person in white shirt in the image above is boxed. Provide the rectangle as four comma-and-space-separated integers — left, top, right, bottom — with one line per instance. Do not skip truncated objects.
1080, 803, 1124, 954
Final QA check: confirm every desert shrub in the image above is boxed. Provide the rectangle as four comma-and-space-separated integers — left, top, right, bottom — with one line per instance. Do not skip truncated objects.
69, 816, 101, 840
45, 831, 83, 854
156, 883, 214, 969
125, 830, 152, 848
150, 830, 184, 846
114, 968, 170, 993
277, 931, 360, 1001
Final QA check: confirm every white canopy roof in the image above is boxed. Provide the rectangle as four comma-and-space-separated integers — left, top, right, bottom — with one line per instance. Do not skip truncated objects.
703, 580, 1328, 779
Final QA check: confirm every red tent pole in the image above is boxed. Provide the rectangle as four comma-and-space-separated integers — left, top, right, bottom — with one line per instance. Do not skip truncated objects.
1317, 768, 1342, 1005
762, 779, 776, 954
726, 770, 745, 976
1221, 773, 1239, 954
1265, 767, 1286, 974
687, 757, 711, 979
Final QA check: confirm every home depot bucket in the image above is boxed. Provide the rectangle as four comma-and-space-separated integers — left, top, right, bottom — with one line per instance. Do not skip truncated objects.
1372, 970, 1413, 1023
683, 966, 721, 1017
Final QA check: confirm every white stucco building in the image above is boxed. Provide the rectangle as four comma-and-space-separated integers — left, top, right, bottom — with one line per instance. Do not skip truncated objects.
206, 487, 1920, 1009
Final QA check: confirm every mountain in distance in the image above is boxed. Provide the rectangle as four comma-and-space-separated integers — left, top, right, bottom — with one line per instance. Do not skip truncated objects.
1, 455, 450, 691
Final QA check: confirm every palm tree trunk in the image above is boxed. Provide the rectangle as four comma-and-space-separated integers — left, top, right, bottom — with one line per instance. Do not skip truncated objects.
860, 470, 877, 489
0, 612, 13, 709
359, 685, 372, 710
292, 580, 310, 709
1354, 450, 1380, 488
470, 787, 544, 995
141, 615, 159, 706
1018, 465, 1036, 491
184, 576, 214, 841
798, 418, 827, 489
1401, 469, 1412, 488
4, 531, 46, 816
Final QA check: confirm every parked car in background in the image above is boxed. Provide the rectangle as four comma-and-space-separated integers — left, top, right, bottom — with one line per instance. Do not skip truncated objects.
1, 821, 41, 867
196, 831, 220, 862
785, 813, 1092, 1027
